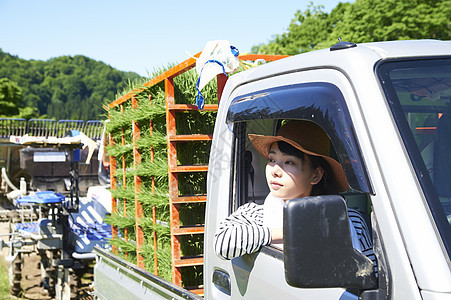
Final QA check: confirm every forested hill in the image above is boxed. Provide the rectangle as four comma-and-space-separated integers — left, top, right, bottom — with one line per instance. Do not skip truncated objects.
0, 49, 141, 121
251, 0, 451, 55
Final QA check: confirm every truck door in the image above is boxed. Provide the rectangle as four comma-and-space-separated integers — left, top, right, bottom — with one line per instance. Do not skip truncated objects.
205, 69, 376, 299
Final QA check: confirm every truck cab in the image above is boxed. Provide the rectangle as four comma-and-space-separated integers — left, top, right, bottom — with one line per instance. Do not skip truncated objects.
204, 40, 451, 299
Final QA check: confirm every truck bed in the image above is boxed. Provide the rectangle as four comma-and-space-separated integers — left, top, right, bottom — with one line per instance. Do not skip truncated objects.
93, 246, 203, 300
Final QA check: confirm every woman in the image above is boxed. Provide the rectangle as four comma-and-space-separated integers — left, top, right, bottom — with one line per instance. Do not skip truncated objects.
214, 120, 374, 263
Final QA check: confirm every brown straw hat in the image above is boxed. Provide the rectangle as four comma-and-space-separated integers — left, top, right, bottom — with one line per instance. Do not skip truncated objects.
248, 120, 349, 194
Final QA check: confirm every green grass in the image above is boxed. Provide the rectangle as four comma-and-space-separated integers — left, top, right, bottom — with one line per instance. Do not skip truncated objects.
0, 257, 10, 298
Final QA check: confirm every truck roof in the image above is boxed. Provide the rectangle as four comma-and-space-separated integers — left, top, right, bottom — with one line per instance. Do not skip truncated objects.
227, 39, 451, 92
357, 39, 451, 58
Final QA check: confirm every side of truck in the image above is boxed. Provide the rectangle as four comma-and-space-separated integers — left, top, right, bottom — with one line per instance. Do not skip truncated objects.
94, 39, 451, 299
204, 39, 451, 299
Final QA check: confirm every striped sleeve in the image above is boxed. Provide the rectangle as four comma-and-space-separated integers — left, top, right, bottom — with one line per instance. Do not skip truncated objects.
348, 208, 378, 274
348, 208, 372, 250
214, 203, 271, 260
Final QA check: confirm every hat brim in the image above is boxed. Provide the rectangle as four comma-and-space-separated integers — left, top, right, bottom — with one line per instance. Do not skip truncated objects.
248, 134, 349, 193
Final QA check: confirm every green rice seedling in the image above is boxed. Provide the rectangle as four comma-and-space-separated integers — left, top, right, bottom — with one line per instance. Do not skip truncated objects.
177, 172, 207, 195
173, 69, 218, 105
105, 143, 133, 159
135, 129, 167, 153
133, 156, 168, 179
141, 239, 172, 281
109, 237, 138, 263
104, 60, 221, 286
179, 203, 206, 226
180, 265, 203, 287
110, 184, 135, 202
176, 140, 212, 165
104, 210, 136, 230
139, 188, 170, 212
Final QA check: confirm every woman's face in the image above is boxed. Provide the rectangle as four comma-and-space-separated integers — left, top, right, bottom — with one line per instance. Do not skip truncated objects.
265, 143, 323, 200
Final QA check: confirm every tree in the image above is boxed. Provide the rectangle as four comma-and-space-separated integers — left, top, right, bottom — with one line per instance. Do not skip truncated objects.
0, 49, 141, 120
0, 77, 22, 117
252, 3, 330, 55
330, 0, 451, 43
252, 0, 451, 55
18, 106, 40, 120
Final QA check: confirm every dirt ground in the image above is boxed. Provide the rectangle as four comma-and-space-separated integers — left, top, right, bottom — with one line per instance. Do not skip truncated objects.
0, 219, 52, 300
0, 197, 94, 300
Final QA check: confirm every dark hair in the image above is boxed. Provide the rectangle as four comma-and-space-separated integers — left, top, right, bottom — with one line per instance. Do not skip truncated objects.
277, 141, 305, 161
277, 141, 335, 196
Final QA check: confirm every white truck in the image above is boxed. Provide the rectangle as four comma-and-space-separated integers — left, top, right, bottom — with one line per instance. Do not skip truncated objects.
94, 39, 451, 299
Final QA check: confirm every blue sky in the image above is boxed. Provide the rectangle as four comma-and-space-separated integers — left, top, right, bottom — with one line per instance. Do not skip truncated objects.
0, 0, 352, 77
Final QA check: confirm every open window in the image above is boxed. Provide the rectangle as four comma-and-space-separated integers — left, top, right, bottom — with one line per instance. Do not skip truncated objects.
224, 82, 379, 293
226, 82, 373, 217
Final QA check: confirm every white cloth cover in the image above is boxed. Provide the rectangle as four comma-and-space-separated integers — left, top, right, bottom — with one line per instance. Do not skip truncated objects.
196, 40, 239, 91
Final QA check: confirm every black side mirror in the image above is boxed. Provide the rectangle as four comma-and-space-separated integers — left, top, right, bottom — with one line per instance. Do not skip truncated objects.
283, 195, 377, 290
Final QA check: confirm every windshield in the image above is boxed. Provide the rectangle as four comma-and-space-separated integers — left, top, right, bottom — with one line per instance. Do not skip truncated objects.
377, 57, 451, 257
